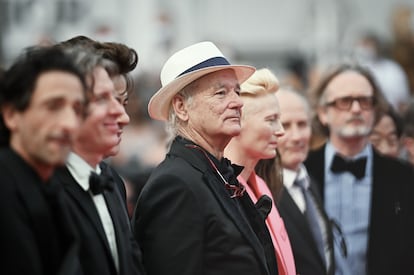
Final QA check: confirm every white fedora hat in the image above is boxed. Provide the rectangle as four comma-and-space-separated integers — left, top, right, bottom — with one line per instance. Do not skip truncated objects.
148, 41, 256, 121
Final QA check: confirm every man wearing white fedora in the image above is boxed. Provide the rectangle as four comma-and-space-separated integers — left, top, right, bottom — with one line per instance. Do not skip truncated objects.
132, 41, 279, 275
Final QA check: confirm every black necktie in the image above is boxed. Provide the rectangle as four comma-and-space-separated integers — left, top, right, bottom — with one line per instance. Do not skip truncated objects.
330, 154, 367, 180
89, 169, 114, 195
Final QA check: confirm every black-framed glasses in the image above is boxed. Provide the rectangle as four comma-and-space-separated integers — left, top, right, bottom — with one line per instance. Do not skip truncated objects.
325, 96, 375, 111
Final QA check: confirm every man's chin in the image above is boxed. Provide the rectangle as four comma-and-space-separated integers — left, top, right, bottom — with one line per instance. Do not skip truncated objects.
104, 145, 120, 159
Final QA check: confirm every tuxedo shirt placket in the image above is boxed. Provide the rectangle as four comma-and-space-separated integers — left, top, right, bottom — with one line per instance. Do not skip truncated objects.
324, 143, 372, 275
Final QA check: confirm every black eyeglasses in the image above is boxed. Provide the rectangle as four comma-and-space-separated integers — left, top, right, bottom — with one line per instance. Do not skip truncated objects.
325, 96, 375, 111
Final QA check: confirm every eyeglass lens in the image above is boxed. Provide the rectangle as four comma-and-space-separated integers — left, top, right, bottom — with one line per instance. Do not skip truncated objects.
327, 96, 374, 110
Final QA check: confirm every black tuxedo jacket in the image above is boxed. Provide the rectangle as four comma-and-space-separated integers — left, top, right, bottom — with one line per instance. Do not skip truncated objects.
277, 180, 334, 275
305, 144, 414, 275
0, 148, 81, 275
132, 137, 277, 275
54, 162, 145, 275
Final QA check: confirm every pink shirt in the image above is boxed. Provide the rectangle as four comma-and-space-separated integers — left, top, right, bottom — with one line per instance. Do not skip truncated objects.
238, 173, 297, 275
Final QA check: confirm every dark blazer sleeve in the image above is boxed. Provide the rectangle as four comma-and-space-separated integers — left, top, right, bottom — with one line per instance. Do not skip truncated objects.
133, 170, 205, 275
0, 162, 81, 275
368, 152, 414, 275
0, 170, 44, 275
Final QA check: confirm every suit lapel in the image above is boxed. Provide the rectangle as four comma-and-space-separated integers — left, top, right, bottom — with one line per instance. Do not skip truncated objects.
279, 187, 323, 259
170, 140, 269, 272
103, 188, 127, 274
2, 149, 81, 275
56, 167, 112, 253
305, 144, 327, 200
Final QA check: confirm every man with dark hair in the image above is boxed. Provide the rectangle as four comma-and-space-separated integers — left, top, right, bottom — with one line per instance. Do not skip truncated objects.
0, 46, 87, 275
54, 37, 145, 275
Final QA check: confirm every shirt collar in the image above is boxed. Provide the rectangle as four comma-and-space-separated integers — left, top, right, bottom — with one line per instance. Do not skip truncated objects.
66, 152, 101, 191
283, 164, 309, 188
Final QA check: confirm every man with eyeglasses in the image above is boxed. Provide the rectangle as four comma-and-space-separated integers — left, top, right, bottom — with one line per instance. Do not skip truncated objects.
305, 63, 414, 275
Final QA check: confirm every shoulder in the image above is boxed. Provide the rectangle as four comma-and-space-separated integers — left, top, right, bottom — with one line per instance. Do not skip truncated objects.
0, 149, 30, 197
305, 144, 325, 162
304, 144, 326, 182
374, 151, 414, 175
137, 154, 216, 214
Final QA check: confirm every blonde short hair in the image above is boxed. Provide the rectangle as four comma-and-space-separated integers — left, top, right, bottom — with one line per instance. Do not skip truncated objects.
240, 68, 279, 96
240, 68, 280, 118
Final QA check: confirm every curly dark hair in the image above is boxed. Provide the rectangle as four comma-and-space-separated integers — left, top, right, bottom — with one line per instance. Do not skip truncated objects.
57, 35, 138, 93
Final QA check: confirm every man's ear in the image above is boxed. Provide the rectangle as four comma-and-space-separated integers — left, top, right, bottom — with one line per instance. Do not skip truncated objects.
172, 95, 189, 122
2, 105, 19, 131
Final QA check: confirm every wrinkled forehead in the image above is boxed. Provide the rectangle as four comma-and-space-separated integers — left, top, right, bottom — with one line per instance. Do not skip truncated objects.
195, 69, 239, 89
324, 70, 374, 98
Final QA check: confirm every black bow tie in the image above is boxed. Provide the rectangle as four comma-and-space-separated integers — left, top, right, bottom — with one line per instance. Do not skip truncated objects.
89, 169, 114, 195
330, 154, 367, 180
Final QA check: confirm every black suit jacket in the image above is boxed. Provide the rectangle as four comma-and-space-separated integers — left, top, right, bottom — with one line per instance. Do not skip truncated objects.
132, 137, 277, 275
305, 144, 414, 275
278, 179, 334, 275
0, 148, 81, 275
54, 162, 145, 275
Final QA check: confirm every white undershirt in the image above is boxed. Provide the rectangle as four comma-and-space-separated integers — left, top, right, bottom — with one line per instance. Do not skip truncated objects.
283, 166, 306, 213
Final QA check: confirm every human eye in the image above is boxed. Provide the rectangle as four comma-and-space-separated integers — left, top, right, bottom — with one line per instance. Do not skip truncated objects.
122, 98, 129, 107
340, 96, 353, 105
73, 101, 85, 117
298, 120, 308, 128
45, 98, 66, 112
267, 115, 279, 123
214, 89, 227, 96
115, 95, 128, 107
234, 88, 241, 96
93, 92, 110, 104
281, 122, 291, 130
359, 96, 374, 108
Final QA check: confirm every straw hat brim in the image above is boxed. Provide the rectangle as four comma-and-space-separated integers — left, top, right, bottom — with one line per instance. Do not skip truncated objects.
148, 64, 255, 121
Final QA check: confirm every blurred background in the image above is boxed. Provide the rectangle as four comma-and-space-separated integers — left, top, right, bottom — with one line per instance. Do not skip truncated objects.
1, 0, 413, 74
1, 0, 414, 215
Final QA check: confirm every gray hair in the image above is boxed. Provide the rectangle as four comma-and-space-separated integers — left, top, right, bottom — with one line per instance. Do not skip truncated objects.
165, 80, 196, 143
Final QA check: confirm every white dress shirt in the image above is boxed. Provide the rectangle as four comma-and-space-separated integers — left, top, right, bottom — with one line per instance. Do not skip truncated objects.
66, 152, 119, 272
283, 165, 307, 213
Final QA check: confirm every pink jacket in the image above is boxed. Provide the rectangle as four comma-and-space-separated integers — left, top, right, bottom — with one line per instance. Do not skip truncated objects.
238, 173, 297, 275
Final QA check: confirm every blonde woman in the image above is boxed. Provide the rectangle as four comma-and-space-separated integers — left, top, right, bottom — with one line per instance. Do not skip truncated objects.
225, 68, 297, 275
